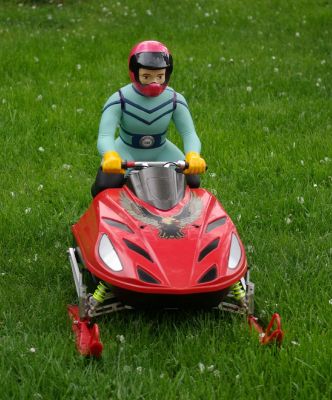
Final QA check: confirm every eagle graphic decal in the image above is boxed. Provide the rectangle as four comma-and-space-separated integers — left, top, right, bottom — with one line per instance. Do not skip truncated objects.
120, 192, 203, 239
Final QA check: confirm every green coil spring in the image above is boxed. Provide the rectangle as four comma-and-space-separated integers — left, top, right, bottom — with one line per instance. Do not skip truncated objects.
92, 282, 108, 303
230, 281, 245, 301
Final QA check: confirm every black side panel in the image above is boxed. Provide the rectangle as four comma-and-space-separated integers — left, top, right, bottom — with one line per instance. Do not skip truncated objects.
104, 218, 134, 233
198, 238, 220, 262
206, 217, 227, 233
198, 266, 218, 283
91, 167, 125, 197
123, 239, 153, 262
137, 267, 160, 284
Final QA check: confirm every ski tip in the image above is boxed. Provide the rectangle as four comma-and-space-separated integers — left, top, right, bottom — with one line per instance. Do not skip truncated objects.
89, 341, 103, 358
89, 323, 103, 358
248, 312, 284, 346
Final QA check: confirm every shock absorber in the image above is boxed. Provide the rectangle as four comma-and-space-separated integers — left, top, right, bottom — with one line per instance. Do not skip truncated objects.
92, 282, 108, 303
88, 281, 109, 311
230, 281, 246, 302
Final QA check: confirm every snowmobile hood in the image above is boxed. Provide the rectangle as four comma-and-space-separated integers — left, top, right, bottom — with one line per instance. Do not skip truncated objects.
72, 186, 247, 294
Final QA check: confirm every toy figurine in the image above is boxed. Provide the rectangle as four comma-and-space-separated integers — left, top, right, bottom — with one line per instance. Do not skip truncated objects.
92, 40, 206, 196
66, 41, 284, 358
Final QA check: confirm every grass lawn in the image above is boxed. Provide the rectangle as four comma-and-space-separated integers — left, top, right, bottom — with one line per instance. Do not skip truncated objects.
0, 0, 331, 399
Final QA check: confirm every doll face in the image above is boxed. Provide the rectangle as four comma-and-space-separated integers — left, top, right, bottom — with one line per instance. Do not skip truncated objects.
138, 68, 166, 85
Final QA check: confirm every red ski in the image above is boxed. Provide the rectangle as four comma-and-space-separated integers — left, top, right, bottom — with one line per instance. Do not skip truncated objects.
68, 305, 103, 358
248, 313, 284, 346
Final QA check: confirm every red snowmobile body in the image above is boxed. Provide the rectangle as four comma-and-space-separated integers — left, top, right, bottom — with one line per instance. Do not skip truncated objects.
67, 162, 282, 356
72, 164, 247, 309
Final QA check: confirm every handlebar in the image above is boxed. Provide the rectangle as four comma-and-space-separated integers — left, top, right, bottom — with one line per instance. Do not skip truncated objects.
121, 160, 189, 170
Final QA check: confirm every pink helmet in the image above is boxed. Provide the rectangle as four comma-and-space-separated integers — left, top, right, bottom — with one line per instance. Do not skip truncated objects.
128, 40, 173, 97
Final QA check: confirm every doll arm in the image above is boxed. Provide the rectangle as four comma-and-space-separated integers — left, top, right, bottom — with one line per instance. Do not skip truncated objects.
172, 92, 201, 154
97, 92, 122, 156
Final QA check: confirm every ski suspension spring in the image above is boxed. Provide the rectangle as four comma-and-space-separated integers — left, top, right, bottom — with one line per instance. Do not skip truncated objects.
230, 281, 245, 301
92, 282, 108, 303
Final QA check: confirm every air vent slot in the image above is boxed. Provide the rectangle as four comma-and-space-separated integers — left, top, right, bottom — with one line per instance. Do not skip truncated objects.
198, 265, 217, 283
206, 217, 227, 233
137, 267, 160, 284
103, 218, 133, 233
198, 238, 220, 262
123, 239, 153, 262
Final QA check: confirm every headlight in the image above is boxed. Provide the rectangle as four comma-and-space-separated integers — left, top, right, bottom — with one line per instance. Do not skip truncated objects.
99, 234, 123, 272
228, 233, 242, 269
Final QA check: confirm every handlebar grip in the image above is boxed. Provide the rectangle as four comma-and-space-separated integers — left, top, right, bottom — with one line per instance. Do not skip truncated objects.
183, 162, 208, 172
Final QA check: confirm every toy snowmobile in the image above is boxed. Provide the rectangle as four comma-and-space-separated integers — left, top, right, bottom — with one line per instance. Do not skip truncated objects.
67, 161, 283, 357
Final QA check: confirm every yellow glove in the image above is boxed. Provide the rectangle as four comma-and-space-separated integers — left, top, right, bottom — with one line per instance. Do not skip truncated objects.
184, 152, 206, 174
102, 151, 124, 174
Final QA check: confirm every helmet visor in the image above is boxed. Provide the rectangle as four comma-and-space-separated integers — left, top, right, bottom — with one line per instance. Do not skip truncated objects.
136, 52, 171, 69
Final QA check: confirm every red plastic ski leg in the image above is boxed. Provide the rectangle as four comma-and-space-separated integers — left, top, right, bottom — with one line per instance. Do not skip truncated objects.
248, 313, 284, 346
68, 305, 103, 357
89, 324, 103, 357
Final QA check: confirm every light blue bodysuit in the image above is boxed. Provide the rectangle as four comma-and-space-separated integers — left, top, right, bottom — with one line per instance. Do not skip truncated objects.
97, 84, 201, 161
